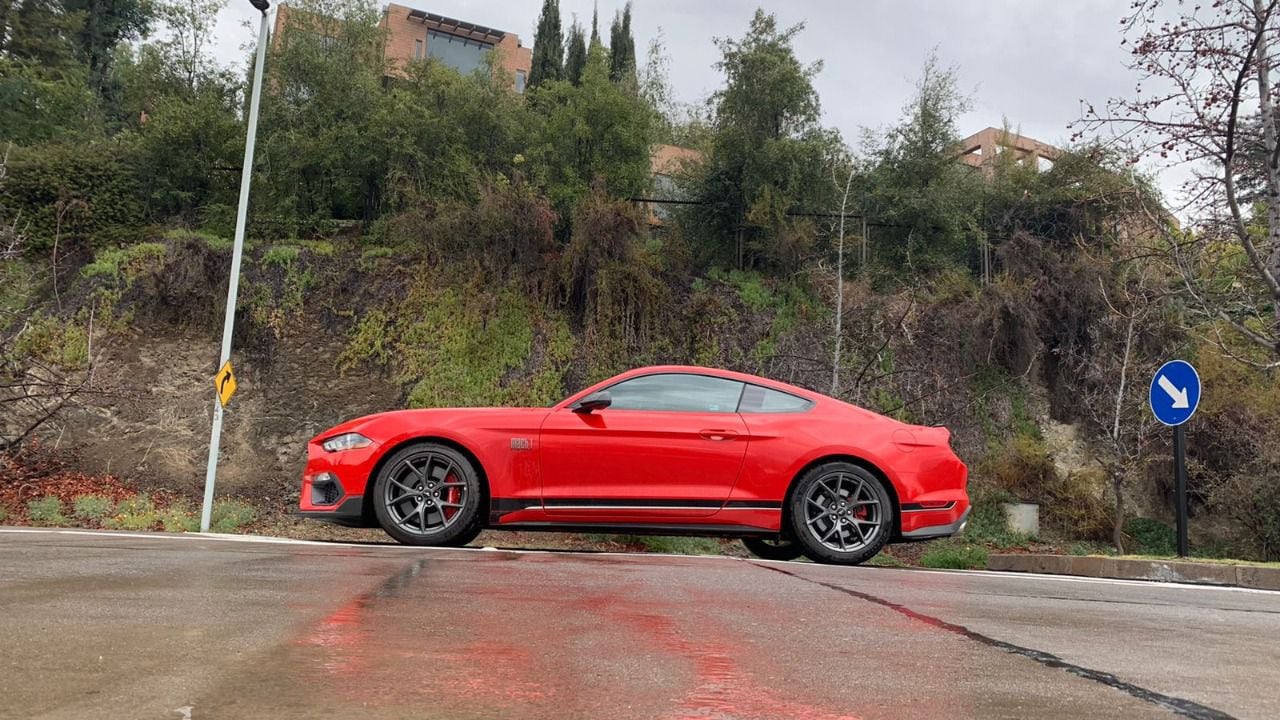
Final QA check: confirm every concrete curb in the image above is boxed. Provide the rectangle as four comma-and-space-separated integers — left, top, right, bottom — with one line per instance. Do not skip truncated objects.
987, 554, 1280, 591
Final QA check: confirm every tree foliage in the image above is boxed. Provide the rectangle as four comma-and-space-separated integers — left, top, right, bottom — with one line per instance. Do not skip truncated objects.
528, 44, 652, 217
690, 10, 839, 271
1078, 0, 1280, 362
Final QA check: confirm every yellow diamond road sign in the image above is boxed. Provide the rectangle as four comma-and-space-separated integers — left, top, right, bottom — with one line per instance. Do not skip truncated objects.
214, 360, 237, 407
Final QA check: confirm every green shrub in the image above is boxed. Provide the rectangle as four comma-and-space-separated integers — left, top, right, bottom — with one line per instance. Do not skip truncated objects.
106, 494, 159, 531
73, 495, 115, 522
920, 542, 989, 569
4, 142, 144, 252
10, 314, 89, 369
211, 499, 257, 532
27, 497, 69, 527
1124, 517, 1176, 556
0, 505, 8, 523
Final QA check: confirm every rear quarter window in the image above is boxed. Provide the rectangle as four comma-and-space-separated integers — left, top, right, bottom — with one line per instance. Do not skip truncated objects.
738, 384, 813, 413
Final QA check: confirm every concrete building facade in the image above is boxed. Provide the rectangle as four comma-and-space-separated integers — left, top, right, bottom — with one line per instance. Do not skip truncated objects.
958, 127, 1063, 174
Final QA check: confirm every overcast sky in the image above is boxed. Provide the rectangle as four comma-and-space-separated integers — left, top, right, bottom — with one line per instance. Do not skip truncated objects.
209, 0, 1172, 196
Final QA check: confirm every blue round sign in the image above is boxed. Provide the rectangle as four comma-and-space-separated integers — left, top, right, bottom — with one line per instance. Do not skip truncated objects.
1149, 360, 1201, 426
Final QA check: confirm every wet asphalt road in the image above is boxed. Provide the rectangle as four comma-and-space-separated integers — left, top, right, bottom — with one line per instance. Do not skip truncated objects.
1, 529, 1278, 720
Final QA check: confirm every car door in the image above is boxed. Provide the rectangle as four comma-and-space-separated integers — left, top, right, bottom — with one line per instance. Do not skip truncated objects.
539, 373, 750, 518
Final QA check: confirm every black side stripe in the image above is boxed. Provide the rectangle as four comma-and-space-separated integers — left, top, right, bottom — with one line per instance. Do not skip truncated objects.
492, 497, 783, 510
544, 498, 723, 508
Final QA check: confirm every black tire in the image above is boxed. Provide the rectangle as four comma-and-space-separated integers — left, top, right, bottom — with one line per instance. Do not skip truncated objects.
440, 523, 485, 548
742, 536, 804, 561
788, 461, 893, 565
372, 442, 485, 547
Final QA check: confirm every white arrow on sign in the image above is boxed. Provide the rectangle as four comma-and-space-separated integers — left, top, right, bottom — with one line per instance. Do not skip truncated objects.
1157, 374, 1190, 409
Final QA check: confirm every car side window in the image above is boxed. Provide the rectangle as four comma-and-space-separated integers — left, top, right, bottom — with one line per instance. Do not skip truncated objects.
737, 384, 813, 414
605, 374, 745, 413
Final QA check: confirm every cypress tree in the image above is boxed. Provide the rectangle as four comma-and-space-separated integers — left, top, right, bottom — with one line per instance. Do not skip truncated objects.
588, 2, 602, 55
607, 2, 636, 87
564, 19, 587, 86
527, 0, 563, 88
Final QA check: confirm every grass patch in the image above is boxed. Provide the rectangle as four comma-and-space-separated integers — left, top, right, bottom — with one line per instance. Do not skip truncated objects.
866, 552, 908, 568
211, 499, 257, 532
159, 504, 200, 533
73, 495, 115, 523
81, 242, 166, 281
262, 244, 301, 267
164, 227, 232, 251
920, 541, 989, 569
1123, 517, 1176, 556
105, 493, 159, 531
27, 496, 69, 527
0, 505, 7, 523
628, 536, 725, 555
1069, 541, 1115, 557
959, 488, 1036, 549
341, 277, 571, 409
302, 239, 335, 257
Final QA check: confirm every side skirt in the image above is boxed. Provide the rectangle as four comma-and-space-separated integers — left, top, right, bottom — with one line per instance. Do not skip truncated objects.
494, 522, 774, 538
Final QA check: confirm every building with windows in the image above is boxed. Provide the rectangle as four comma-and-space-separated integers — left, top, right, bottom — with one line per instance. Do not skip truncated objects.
381, 4, 531, 91
647, 144, 704, 225
272, 3, 532, 93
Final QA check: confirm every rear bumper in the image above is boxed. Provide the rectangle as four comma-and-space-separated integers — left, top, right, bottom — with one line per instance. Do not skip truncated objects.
899, 505, 971, 541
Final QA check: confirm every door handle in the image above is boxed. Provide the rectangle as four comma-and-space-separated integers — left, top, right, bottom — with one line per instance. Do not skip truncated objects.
699, 429, 738, 441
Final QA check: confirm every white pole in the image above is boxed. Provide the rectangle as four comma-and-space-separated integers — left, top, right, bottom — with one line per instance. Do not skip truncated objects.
201, 8, 270, 533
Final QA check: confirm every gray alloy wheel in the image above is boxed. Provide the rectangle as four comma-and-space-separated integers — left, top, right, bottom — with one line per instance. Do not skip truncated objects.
788, 462, 893, 565
372, 442, 483, 546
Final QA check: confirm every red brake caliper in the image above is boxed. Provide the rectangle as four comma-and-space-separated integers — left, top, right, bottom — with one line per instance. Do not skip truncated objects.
445, 473, 461, 520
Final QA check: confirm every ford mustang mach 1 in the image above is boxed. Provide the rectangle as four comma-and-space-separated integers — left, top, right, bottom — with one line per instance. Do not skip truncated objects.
298, 366, 969, 564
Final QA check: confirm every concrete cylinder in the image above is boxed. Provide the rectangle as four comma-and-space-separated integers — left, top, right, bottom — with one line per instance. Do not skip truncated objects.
1003, 502, 1040, 537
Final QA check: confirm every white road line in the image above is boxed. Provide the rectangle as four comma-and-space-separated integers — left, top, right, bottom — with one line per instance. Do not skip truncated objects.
3, 527, 1276, 595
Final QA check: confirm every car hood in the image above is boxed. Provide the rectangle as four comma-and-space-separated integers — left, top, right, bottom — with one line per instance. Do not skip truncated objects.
310, 407, 552, 444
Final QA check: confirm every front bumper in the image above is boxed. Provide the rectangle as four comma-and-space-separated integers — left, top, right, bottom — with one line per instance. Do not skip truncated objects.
296, 497, 370, 527
297, 435, 381, 526
899, 505, 971, 541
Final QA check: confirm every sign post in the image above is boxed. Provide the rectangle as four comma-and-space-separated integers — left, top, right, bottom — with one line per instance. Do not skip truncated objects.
199, 2, 270, 533
1148, 360, 1201, 557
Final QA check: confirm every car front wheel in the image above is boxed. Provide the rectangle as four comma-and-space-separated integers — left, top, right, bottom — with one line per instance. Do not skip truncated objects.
372, 442, 484, 546
788, 462, 893, 565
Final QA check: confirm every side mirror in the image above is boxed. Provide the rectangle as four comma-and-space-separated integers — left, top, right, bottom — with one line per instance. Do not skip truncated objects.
571, 390, 612, 414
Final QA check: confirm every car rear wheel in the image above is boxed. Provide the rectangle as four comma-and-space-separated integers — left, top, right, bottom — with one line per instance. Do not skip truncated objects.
788, 462, 893, 565
742, 536, 804, 561
372, 442, 484, 546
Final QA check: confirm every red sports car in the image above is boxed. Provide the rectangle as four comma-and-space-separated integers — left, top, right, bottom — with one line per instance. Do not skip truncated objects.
298, 366, 969, 564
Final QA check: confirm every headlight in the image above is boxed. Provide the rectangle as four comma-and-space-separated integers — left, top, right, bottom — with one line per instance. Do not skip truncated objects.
322, 432, 372, 452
